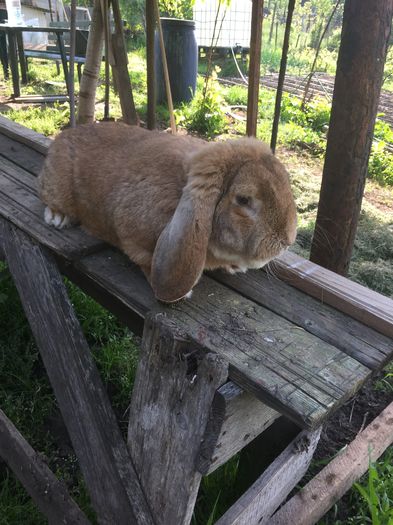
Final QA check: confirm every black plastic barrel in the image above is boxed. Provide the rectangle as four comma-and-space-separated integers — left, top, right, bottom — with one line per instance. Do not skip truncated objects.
155, 18, 198, 105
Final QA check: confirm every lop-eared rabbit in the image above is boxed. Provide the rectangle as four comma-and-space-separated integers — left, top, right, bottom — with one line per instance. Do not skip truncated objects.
39, 123, 297, 302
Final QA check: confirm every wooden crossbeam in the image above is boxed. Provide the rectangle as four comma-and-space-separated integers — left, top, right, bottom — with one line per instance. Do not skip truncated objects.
275, 251, 393, 339
270, 401, 393, 525
0, 220, 154, 525
197, 382, 280, 475
215, 427, 321, 525
0, 408, 91, 525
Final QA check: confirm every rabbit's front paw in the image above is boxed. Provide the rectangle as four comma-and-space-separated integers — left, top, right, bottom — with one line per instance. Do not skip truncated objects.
44, 206, 73, 229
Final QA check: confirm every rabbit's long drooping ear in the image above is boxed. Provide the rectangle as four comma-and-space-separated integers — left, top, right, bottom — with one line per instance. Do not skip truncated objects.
151, 184, 220, 303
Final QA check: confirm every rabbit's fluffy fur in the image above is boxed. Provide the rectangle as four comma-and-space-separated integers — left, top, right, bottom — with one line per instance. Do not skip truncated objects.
39, 123, 297, 302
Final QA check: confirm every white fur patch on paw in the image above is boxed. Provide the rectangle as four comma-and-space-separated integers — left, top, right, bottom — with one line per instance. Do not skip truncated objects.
226, 265, 248, 275
44, 206, 54, 225
44, 206, 72, 229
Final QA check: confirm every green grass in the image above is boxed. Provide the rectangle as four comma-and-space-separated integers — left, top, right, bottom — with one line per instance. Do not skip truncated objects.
320, 448, 393, 525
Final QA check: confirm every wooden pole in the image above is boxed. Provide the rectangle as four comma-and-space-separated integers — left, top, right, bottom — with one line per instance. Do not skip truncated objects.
69, 0, 76, 127
270, 401, 393, 525
111, 0, 139, 125
101, 0, 110, 120
154, 0, 176, 133
77, 0, 104, 124
246, 0, 264, 137
146, 0, 156, 129
310, 0, 393, 275
270, 0, 295, 153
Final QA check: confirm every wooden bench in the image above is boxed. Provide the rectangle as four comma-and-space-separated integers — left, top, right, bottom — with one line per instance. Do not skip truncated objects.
0, 115, 392, 524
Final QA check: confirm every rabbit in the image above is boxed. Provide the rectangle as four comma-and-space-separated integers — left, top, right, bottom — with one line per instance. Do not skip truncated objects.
38, 122, 297, 303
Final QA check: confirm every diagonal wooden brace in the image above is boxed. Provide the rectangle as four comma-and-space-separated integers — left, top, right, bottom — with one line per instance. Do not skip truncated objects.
0, 219, 155, 525
0, 408, 91, 525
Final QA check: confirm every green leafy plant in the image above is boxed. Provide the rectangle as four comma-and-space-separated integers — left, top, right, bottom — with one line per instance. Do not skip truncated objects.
177, 69, 227, 138
159, 0, 194, 19
353, 457, 393, 525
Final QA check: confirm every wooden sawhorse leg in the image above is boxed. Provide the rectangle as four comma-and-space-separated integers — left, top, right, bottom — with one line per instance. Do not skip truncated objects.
128, 313, 228, 525
0, 219, 154, 525
128, 313, 322, 525
0, 408, 90, 524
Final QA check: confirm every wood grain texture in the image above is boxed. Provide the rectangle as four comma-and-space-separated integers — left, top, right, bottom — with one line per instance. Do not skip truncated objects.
213, 269, 392, 370
0, 133, 45, 176
128, 313, 228, 525
275, 251, 393, 339
0, 124, 388, 429
270, 401, 393, 525
309, 0, 393, 274
0, 408, 91, 525
1, 220, 154, 525
198, 382, 280, 475
75, 250, 370, 429
216, 428, 321, 525
0, 114, 51, 154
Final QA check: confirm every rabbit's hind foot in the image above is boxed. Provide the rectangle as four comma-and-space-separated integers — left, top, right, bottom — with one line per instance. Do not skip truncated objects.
44, 206, 73, 229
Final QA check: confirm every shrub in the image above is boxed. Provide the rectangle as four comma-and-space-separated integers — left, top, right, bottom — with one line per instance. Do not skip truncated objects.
177, 72, 227, 138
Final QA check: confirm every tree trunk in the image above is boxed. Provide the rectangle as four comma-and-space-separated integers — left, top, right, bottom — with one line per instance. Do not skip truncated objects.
77, 0, 104, 125
310, 0, 393, 275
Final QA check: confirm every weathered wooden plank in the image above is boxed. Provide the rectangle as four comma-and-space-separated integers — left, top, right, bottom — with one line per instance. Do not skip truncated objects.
0, 133, 45, 176
197, 382, 280, 475
0, 114, 51, 154
215, 428, 321, 525
270, 401, 393, 525
74, 249, 371, 429
275, 251, 393, 339
0, 165, 105, 259
0, 123, 383, 428
0, 408, 91, 525
1, 220, 155, 525
128, 313, 228, 525
213, 269, 392, 370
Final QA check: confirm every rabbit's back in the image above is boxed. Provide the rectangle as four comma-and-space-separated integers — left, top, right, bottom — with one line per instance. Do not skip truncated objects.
39, 123, 205, 250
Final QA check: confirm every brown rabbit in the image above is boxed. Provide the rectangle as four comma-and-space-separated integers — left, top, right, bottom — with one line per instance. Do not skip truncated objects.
39, 122, 297, 303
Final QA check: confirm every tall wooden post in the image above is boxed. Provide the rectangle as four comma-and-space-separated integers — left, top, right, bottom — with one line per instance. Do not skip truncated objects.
310, 0, 393, 275
146, 0, 156, 129
77, 0, 104, 124
246, 0, 264, 137
270, 0, 296, 153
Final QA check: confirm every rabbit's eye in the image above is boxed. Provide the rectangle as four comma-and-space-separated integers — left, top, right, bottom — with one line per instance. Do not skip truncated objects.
236, 195, 251, 207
